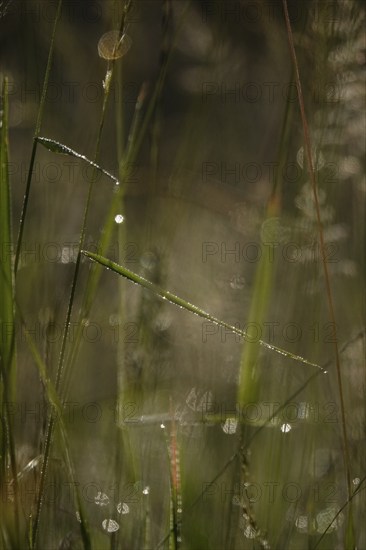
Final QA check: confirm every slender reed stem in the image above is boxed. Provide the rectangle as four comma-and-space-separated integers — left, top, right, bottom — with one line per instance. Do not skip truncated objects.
14, 0, 63, 275
282, 0, 352, 503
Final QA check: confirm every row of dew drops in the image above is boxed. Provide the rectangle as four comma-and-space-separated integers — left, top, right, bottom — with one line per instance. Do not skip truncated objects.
75, 485, 150, 534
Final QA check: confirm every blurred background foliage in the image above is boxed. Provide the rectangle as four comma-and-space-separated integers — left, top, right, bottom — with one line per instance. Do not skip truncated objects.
0, 0, 365, 548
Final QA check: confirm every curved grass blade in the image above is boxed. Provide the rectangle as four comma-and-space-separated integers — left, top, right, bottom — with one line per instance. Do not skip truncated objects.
81, 250, 326, 372
36, 137, 121, 185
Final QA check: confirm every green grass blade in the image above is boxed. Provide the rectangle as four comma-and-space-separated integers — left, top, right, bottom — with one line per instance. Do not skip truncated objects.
18, 316, 91, 550
0, 77, 20, 544
36, 137, 121, 185
0, 78, 14, 377
237, 97, 294, 408
0, 79, 15, 392
81, 250, 326, 371
0, 78, 16, 397
14, 0, 63, 275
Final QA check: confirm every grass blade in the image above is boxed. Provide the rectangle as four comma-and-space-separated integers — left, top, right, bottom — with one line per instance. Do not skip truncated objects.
81, 250, 326, 371
14, 0, 63, 275
0, 76, 19, 545
17, 312, 91, 550
282, 1, 354, 538
36, 137, 121, 185
237, 95, 294, 407
0, 77, 15, 381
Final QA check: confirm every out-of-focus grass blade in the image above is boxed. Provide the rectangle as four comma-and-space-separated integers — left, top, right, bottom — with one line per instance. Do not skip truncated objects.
0, 77, 16, 452
81, 250, 325, 371
19, 318, 91, 550
0, 78, 15, 393
36, 137, 121, 185
0, 76, 19, 547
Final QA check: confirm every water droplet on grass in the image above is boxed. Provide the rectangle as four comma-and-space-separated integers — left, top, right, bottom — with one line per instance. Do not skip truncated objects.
142, 486, 150, 495
95, 492, 109, 506
242, 525, 257, 539
186, 387, 213, 412
103, 69, 113, 91
222, 417, 238, 434
316, 505, 343, 533
297, 146, 325, 171
109, 313, 121, 326
229, 275, 245, 290
61, 245, 78, 264
280, 423, 291, 433
117, 502, 129, 514
295, 515, 309, 533
115, 214, 124, 224
102, 519, 120, 533
98, 31, 132, 60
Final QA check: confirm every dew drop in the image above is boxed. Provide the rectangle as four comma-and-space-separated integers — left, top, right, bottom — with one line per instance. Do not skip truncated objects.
243, 525, 257, 539
353, 477, 360, 486
297, 402, 309, 420
115, 214, 124, 224
95, 491, 109, 507
296, 146, 325, 171
61, 245, 78, 264
98, 31, 132, 60
117, 502, 130, 515
316, 505, 343, 533
142, 486, 150, 495
103, 69, 112, 91
229, 275, 245, 290
280, 423, 291, 433
222, 417, 238, 435
295, 515, 309, 533
109, 313, 121, 326
102, 518, 120, 533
